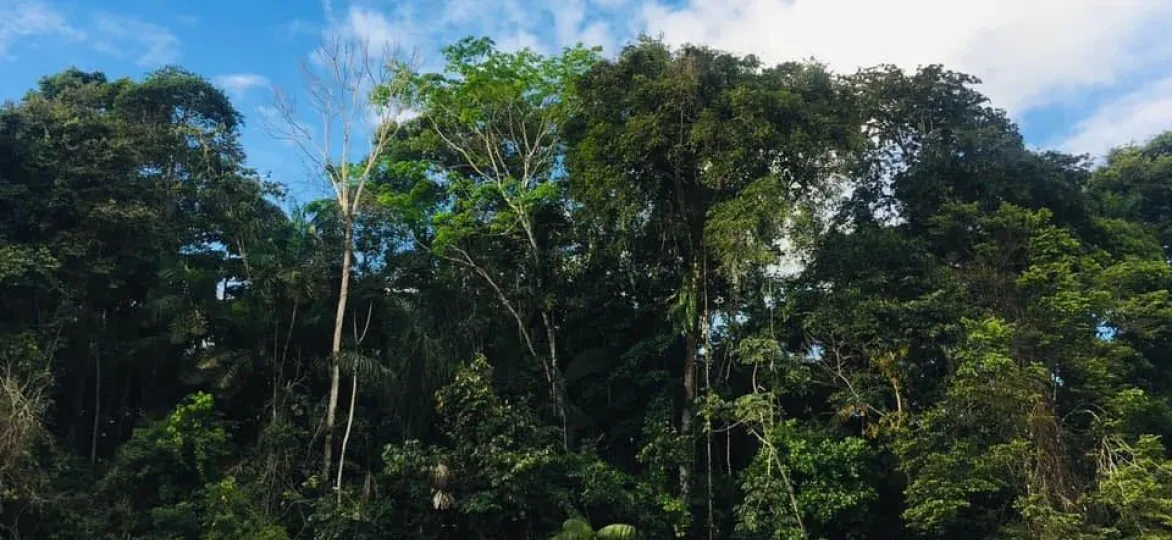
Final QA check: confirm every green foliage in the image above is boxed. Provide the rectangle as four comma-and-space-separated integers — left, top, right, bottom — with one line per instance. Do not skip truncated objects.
551, 518, 638, 540
202, 477, 289, 540
372, 355, 656, 538
8, 40, 1172, 540
400, 36, 598, 253
735, 420, 875, 540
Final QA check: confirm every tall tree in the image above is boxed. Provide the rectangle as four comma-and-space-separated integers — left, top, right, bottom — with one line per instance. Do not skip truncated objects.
265, 35, 414, 485
568, 38, 858, 531
396, 37, 598, 446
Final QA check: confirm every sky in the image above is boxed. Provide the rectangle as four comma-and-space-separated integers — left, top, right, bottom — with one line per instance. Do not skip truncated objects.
3, 0, 1172, 203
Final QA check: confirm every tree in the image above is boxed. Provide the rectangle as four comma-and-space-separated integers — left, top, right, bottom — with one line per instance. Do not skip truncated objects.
568, 38, 858, 533
395, 37, 599, 447
265, 35, 415, 487
10, 34, 1172, 540
1090, 131, 1172, 255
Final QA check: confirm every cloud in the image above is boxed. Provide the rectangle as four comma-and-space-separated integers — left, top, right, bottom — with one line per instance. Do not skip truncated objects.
321, 1, 621, 63
498, 30, 543, 53
1059, 76, 1172, 159
93, 13, 181, 66
323, 4, 430, 56
0, 4, 181, 67
551, 0, 616, 51
640, 0, 1172, 115
291, 1, 1172, 157
213, 73, 271, 100
0, 0, 83, 57
283, 19, 319, 38
338, 5, 398, 50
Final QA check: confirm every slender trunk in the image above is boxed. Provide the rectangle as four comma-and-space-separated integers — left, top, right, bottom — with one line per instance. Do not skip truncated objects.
525, 199, 566, 449
891, 376, 904, 427
702, 256, 714, 540
337, 372, 358, 500
117, 375, 131, 441
90, 337, 101, 466
363, 468, 375, 500
274, 302, 298, 424
680, 331, 695, 502
542, 311, 568, 449
680, 258, 701, 503
323, 223, 353, 482
779, 461, 807, 538
69, 368, 83, 450
272, 313, 281, 424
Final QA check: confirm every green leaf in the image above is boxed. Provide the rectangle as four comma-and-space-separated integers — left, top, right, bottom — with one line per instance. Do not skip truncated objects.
596, 523, 637, 539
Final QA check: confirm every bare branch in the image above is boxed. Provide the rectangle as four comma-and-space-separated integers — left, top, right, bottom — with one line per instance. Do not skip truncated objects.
268, 34, 418, 213
265, 31, 419, 487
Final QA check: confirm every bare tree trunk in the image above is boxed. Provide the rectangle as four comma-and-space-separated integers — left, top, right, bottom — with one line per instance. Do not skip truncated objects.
323, 224, 353, 482
265, 34, 414, 487
90, 310, 107, 466
337, 372, 358, 501
337, 302, 373, 497
90, 338, 100, 466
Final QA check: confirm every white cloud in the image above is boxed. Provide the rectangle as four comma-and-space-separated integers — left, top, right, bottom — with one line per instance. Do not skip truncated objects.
640, 0, 1172, 115
0, 0, 83, 57
0, 4, 181, 67
339, 5, 398, 50
438, 0, 484, 25
291, 0, 1172, 157
323, 0, 619, 61
553, 0, 588, 47
214, 73, 271, 100
1059, 76, 1172, 159
498, 30, 544, 53
324, 4, 432, 57
552, 0, 615, 51
94, 13, 181, 66
284, 19, 318, 38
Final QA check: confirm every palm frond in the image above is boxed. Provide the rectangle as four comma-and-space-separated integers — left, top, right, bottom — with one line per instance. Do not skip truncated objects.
336, 350, 392, 382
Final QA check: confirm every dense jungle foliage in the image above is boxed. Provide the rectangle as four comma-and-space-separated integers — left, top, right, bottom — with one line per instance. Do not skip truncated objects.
3, 36, 1172, 539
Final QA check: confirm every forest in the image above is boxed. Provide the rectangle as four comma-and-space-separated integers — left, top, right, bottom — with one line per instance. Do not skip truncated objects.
2, 35, 1172, 539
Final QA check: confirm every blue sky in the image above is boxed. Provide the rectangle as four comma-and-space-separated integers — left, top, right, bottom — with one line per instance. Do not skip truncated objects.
4, 0, 1172, 204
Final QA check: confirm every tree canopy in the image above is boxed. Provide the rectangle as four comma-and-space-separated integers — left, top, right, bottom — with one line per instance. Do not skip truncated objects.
3, 37, 1172, 540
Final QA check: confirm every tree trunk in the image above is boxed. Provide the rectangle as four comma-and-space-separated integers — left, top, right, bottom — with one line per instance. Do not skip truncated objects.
116, 375, 131, 441
274, 302, 298, 424
542, 311, 568, 449
337, 372, 358, 500
680, 328, 695, 501
679, 258, 701, 504
90, 337, 101, 466
702, 256, 714, 540
323, 223, 353, 482
90, 310, 107, 465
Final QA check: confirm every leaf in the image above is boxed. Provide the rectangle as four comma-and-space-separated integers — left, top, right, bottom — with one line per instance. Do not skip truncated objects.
596, 523, 637, 539
552, 518, 594, 540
